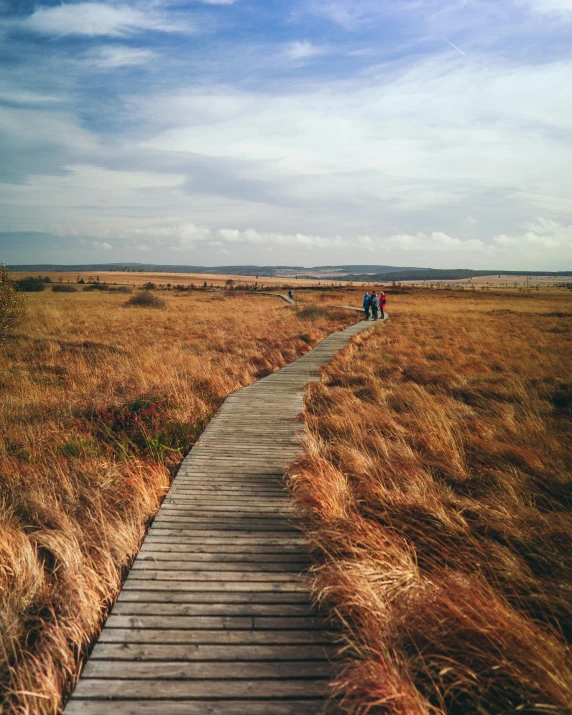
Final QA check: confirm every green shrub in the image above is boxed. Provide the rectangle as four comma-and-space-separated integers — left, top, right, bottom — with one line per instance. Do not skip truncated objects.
83, 284, 109, 292
125, 291, 165, 308
109, 286, 133, 294
15, 277, 46, 292
52, 284, 78, 293
143, 282, 157, 290
0, 267, 26, 342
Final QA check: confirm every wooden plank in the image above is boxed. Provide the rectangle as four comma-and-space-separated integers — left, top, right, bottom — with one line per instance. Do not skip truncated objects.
131, 561, 305, 573
104, 615, 322, 630
97, 629, 332, 645
126, 571, 302, 582
110, 603, 313, 616
147, 529, 301, 537
120, 581, 309, 592
135, 552, 308, 563
81, 661, 330, 679
89, 643, 334, 661
116, 591, 312, 604
72, 678, 328, 699
66, 700, 328, 714
142, 536, 305, 545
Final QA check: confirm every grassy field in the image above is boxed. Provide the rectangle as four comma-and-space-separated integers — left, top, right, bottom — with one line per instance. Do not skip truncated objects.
11, 270, 355, 289
288, 288, 572, 713
0, 286, 357, 714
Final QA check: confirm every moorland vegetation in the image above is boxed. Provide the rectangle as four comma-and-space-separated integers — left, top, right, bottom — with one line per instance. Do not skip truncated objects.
0, 285, 355, 713
289, 289, 572, 713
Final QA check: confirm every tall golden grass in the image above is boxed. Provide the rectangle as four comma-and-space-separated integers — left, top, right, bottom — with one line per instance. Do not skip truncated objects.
0, 287, 356, 714
288, 289, 572, 714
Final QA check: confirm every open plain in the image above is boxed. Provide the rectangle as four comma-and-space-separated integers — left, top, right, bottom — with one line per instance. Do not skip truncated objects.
1, 282, 571, 714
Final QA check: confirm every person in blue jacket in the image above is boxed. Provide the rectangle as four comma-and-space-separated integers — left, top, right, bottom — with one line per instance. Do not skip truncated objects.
371, 292, 380, 320
363, 292, 371, 320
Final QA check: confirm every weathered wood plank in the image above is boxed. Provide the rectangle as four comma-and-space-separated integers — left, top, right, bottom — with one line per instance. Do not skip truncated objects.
120, 580, 309, 592
66, 699, 328, 714
135, 552, 308, 563
72, 678, 328, 699
116, 591, 312, 604
82, 661, 330, 679
110, 602, 313, 616
97, 629, 332, 644
126, 570, 303, 582
131, 561, 305, 573
104, 615, 322, 630
89, 643, 334, 661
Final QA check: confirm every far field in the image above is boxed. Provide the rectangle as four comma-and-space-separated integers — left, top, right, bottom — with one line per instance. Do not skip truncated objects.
10, 269, 569, 290
10, 270, 355, 289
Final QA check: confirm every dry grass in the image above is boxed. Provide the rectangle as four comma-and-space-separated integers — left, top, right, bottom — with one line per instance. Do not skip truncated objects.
0, 288, 356, 714
12, 271, 356, 289
288, 289, 572, 714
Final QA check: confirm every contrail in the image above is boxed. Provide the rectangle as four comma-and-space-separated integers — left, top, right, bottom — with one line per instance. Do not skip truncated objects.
445, 38, 466, 56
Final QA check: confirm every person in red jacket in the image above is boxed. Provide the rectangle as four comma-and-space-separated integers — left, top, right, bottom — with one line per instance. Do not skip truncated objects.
380, 291, 387, 319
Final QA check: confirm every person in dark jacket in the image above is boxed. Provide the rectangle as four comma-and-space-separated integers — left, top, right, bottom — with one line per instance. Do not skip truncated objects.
380, 291, 387, 319
363, 292, 371, 320
371, 292, 380, 320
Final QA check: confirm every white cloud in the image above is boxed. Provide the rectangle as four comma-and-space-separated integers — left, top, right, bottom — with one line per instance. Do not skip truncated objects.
86, 45, 157, 68
23, 3, 186, 37
93, 240, 112, 250
520, 0, 572, 15
136, 54, 572, 223
218, 227, 340, 249
310, 0, 381, 29
0, 89, 63, 106
494, 218, 572, 251
284, 41, 327, 63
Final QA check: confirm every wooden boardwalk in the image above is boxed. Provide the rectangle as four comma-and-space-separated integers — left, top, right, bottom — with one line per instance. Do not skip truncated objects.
259, 292, 295, 303
65, 318, 378, 715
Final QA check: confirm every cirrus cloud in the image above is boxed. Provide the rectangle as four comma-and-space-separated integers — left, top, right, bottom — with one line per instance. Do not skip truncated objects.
22, 3, 187, 37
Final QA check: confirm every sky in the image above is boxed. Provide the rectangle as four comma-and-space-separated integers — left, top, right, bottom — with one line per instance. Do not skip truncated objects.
0, 0, 571, 269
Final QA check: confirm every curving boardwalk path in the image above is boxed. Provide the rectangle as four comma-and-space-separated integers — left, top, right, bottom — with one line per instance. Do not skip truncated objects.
65, 318, 383, 715
259, 292, 295, 303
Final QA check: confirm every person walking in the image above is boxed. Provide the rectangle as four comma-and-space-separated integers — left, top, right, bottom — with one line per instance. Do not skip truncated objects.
371, 292, 380, 320
380, 291, 387, 320
288, 290, 294, 301
363, 292, 371, 320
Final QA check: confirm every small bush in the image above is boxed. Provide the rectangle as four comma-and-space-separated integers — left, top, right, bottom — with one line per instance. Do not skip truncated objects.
125, 291, 165, 308
52, 284, 78, 293
83, 284, 109, 292
143, 282, 157, 290
297, 305, 326, 321
108, 286, 133, 294
15, 277, 46, 292
89, 397, 206, 461
0, 267, 26, 342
